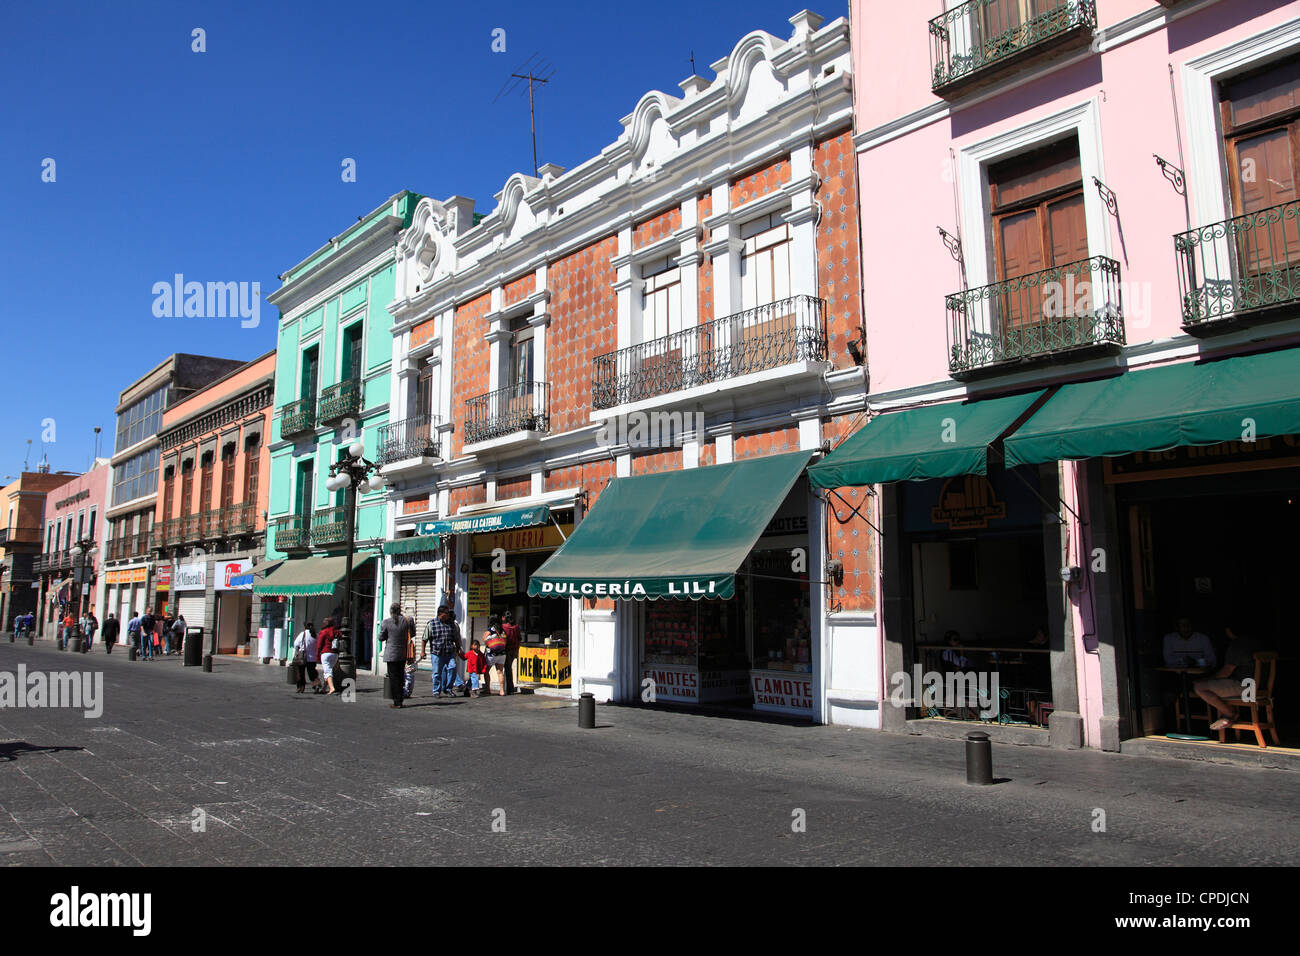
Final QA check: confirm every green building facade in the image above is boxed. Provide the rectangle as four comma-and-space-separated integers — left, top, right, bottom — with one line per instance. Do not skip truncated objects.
261, 191, 420, 668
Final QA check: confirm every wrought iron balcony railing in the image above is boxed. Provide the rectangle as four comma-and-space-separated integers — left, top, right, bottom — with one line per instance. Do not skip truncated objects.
273, 514, 311, 551
946, 255, 1124, 376
279, 397, 316, 438
593, 295, 827, 410
0, 526, 41, 546
201, 508, 224, 539
107, 539, 126, 561
318, 378, 362, 423
181, 513, 203, 543
1175, 199, 1300, 328
464, 382, 551, 445
929, 0, 1096, 94
164, 518, 183, 546
224, 502, 256, 536
377, 413, 441, 465
131, 532, 151, 556
311, 506, 349, 547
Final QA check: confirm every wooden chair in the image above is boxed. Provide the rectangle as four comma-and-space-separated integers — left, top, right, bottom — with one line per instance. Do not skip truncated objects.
1218, 652, 1280, 748
1175, 691, 1214, 731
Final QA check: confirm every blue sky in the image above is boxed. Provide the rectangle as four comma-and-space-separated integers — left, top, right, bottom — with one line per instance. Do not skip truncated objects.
0, 0, 832, 476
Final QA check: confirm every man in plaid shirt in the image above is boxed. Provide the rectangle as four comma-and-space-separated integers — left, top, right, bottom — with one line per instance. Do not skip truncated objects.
421, 605, 465, 698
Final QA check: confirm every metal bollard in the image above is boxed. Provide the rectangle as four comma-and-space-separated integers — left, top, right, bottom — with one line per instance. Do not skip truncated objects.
202, 654, 213, 673
128, 645, 137, 661
27, 632, 34, 646
966, 731, 993, 785
578, 692, 595, 729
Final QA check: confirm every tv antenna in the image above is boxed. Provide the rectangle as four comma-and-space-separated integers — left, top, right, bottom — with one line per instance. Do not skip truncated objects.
493, 51, 555, 178
23, 439, 31, 471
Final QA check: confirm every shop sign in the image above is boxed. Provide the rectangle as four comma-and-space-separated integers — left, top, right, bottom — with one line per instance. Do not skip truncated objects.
1104, 434, 1300, 483
492, 567, 518, 595
174, 563, 206, 591
517, 646, 570, 686
467, 573, 491, 616
105, 570, 122, 585
642, 666, 698, 703
129, 567, 148, 584
156, 565, 172, 591
471, 523, 571, 556
930, 475, 1006, 531
215, 558, 252, 591
417, 505, 550, 537
751, 673, 813, 713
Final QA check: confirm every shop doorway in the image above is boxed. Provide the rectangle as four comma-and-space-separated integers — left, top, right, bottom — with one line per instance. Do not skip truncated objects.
1117, 472, 1298, 746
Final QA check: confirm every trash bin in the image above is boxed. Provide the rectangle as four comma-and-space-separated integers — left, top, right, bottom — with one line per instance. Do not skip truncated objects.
184, 627, 203, 667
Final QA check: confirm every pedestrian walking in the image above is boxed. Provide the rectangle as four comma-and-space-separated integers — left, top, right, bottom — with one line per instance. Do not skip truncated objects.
102, 613, 119, 654
502, 611, 522, 694
61, 611, 76, 650
127, 611, 144, 657
484, 617, 508, 697
318, 617, 342, 695
80, 609, 98, 653
140, 610, 157, 660
421, 605, 464, 698
380, 603, 411, 709
465, 639, 488, 697
171, 614, 186, 657
292, 622, 323, 694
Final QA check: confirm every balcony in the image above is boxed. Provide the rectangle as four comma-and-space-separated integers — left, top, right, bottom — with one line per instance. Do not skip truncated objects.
107, 539, 125, 561
1175, 199, 1300, 333
377, 413, 441, 466
318, 378, 362, 424
593, 295, 827, 410
0, 526, 41, 546
273, 515, 311, 552
464, 382, 551, 446
225, 502, 256, 536
279, 397, 316, 438
181, 513, 203, 543
311, 506, 349, 547
164, 518, 183, 546
200, 508, 225, 539
946, 255, 1125, 378
929, 0, 1097, 99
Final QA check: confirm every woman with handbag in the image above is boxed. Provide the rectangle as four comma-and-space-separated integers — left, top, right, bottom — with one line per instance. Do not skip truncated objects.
484, 617, 509, 697
318, 617, 341, 695
292, 622, 323, 694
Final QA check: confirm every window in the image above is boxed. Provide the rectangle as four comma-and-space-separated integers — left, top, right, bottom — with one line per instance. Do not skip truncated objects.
114, 386, 168, 453
341, 323, 364, 383
180, 460, 194, 518
200, 452, 214, 514
45, 523, 53, 554
740, 213, 792, 311
1220, 56, 1300, 272
161, 467, 174, 523
640, 257, 683, 341
301, 347, 319, 401
88, 508, 96, 543
243, 436, 260, 503
295, 461, 314, 518
76, 511, 84, 543
507, 315, 535, 396
220, 445, 236, 510
111, 446, 160, 506
987, 136, 1086, 329
415, 363, 434, 419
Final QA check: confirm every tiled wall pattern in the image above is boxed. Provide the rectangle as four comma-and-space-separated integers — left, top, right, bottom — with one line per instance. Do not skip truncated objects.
502, 272, 536, 308
630, 448, 682, 475
402, 495, 430, 516
729, 156, 792, 207
449, 483, 487, 514
697, 191, 713, 325
633, 206, 682, 249
451, 292, 492, 456
733, 426, 799, 460
826, 484, 875, 613
814, 129, 863, 372
495, 474, 532, 501
411, 316, 437, 350
544, 458, 616, 505
547, 234, 619, 434
698, 437, 716, 468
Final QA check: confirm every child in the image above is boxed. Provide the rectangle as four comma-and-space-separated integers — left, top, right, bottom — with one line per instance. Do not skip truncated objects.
465, 639, 486, 698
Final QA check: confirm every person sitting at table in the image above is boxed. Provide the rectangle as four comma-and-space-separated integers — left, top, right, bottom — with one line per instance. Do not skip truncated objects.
1028, 626, 1048, 647
1194, 623, 1259, 732
941, 630, 970, 670
1161, 616, 1216, 669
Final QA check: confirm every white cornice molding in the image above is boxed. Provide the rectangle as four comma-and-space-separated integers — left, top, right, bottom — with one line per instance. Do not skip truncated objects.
269, 217, 403, 313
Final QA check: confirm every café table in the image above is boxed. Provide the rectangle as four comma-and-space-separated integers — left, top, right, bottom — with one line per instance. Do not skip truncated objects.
1155, 664, 1212, 738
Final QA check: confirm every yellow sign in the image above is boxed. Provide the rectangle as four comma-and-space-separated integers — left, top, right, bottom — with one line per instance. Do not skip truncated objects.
472, 524, 571, 556
105, 570, 122, 585
492, 568, 518, 595
517, 645, 571, 687
130, 567, 148, 583
467, 573, 491, 617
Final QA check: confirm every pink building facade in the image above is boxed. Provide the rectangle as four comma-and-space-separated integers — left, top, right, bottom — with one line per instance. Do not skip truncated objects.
837, 0, 1300, 756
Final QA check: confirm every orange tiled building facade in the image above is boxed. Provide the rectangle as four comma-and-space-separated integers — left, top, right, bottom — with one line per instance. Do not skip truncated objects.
382, 11, 877, 723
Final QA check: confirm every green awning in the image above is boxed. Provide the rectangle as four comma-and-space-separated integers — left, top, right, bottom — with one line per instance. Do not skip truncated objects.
253, 553, 376, 597
382, 535, 441, 556
808, 390, 1044, 488
416, 504, 550, 537
1004, 349, 1300, 466
528, 450, 814, 601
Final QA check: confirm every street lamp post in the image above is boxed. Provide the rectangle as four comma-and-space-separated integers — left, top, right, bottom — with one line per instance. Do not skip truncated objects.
69, 536, 94, 652
324, 441, 385, 673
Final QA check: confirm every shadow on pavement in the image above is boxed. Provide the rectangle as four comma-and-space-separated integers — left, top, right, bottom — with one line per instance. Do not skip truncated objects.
0, 741, 86, 763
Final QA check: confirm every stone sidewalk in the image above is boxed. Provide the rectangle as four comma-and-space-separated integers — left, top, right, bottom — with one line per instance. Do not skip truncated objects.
0, 640, 1296, 865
